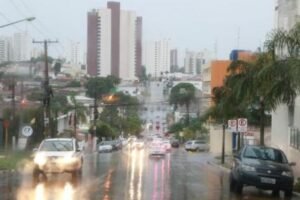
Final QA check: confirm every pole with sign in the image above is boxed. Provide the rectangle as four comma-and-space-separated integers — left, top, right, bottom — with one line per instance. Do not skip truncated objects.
238, 118, 247, 149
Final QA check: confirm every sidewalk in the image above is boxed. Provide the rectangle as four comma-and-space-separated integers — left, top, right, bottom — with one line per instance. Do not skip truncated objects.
208, 155, 300, 197
207, 155, 233, 173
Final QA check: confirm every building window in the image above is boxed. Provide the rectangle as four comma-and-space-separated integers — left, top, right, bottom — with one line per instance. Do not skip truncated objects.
290, 128, 300, 150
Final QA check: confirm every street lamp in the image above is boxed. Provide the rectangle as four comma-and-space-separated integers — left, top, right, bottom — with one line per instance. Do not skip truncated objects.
0, 17, 36, 29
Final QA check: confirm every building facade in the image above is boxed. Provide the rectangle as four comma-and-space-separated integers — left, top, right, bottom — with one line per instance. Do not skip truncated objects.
12, 31, 31, 61
170, 49, 178, 73
87, 2, 142, 80
184, 49, 212, 75
143, 39, 170, 77
0, 37, 10, 63
271, 0, 300, 176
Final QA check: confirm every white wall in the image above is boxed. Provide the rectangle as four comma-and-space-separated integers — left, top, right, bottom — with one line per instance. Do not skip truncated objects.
119, 10, 137, 80
143, 39, 170, 77
97, 9, 112, 77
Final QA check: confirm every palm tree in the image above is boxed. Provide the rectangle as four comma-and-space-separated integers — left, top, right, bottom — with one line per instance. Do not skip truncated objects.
264, 22, 300, 127
225, 53, 275, 146
69, 96, 87, 138
169, 83, 196, 125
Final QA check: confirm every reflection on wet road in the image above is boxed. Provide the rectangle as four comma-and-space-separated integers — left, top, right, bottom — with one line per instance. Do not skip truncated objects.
5, 148, 300, 200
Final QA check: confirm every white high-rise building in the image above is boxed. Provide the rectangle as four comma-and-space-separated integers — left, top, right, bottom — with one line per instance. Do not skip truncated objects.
0, 37, 11, 63
87, 2, 142, 80
12, 31, 31, 61
68, 41, 82, 65
143, 39, 170, 77
119, 10, 137, 80
184, 49, 213, 75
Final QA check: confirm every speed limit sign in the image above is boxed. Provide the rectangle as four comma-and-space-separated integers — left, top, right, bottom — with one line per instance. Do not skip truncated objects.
22, 126, 33, 137
238, 118, 247, 132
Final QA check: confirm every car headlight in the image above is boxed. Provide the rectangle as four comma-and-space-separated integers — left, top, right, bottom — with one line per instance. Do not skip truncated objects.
34, 154, 47, 166
241, 164, 256, 172
282, 171, 293, 177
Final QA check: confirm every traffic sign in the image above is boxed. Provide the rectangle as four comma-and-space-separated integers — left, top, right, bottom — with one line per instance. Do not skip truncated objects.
238, 118, 247, 132
22, 126, 33, 137
228, 120, 237, 132
3, 120, 9, 129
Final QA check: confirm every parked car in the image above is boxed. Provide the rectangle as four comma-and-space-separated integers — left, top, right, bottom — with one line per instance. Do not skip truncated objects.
149, 140, 166, 157
98, 141, 113, 153
185, 140, 209, 151
230, 145, 295, 197
32, 138, 83, 185
112, 140, 123, 151
171, 140, 180, 148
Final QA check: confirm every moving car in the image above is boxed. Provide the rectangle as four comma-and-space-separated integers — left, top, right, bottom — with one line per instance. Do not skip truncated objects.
98, 141, 113, 153
134, 140, 145, 149
33, 138, 83, 185
171, 139, 180, 148
162, 140, 171, 151
149, 140, 166, 156
185, 140, 209, 152
230, 145, 295, 197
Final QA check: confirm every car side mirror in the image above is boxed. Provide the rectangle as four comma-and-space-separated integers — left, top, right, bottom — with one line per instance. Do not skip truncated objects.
289, 162, 296, 166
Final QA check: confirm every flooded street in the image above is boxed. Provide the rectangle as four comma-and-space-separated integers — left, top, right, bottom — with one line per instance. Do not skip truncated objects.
1, 148, 299, 200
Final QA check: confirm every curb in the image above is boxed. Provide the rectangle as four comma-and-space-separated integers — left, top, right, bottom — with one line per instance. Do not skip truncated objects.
0, 169, 18, 175
207, 160, 231, 173
207, 161, 300, 197
293, 191, 300, 197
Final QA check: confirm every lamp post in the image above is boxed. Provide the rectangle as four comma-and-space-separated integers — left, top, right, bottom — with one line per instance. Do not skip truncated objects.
0, 17, 35, 29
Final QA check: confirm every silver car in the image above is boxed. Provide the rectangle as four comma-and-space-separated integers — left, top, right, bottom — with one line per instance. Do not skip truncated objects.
185, 140, 209, 152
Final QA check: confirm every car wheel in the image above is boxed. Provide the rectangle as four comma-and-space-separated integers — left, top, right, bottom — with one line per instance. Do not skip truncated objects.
272, 189, 280, 196
235, 181, 243, 194
229, 174, 235, 192
284, 189, 293, 197
71, 169, 82, 186
32, 169, 47, 187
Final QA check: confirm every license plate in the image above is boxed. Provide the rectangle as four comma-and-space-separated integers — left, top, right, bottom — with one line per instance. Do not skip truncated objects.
261, 177, 276, 184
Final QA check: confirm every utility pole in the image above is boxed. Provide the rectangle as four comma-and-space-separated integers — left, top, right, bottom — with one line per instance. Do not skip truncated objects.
32, 39, 58, 138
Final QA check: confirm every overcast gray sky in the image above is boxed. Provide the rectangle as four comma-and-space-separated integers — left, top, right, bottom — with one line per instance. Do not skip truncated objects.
0, 0, 275, 61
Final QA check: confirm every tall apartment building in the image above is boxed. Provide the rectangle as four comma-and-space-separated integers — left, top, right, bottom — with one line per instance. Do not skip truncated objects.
68, 41, 82, 65
170, 49, 178, 73
275, 0, 300, 30
12, 31, 31, 61
184, 49, 212, 75
143, 39, 170, 77
0, 37, 10, 63
87, 2, 142, 80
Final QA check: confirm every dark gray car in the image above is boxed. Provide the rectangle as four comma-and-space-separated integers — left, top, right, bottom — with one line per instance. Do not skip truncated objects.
230, 145, 295, 197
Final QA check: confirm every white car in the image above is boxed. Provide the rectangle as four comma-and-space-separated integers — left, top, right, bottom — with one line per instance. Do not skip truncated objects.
134, 140, 145, 149
33, 138, 83, 185
162, 140, 171, 151
98, 141, 113, 153
185, 140, 209, 152
149, 140, 166, 156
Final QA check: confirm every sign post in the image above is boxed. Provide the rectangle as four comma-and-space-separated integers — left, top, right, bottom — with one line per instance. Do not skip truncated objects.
3, 120, 9, 151
238, 118, 248, 149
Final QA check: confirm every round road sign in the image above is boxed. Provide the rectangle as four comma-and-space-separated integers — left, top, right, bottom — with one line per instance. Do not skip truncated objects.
22, 126, 33, 137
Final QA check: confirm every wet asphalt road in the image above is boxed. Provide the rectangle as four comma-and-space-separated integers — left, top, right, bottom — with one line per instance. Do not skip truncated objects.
7, 147, 300, 200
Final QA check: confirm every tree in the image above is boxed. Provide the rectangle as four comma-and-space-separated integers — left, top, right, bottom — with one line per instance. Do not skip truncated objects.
169, 83, 196, 125
93, 121, 117, 140
53, 62, 62, 76
263, 22, 300, 127
66, 80, 81, 88
85, 76, 120, 99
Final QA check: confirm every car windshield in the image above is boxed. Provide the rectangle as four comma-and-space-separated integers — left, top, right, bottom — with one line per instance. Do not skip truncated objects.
243, 146, 288, 163
39, 140, 73, 152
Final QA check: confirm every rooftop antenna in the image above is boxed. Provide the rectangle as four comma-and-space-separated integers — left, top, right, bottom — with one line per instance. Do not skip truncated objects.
214, 39, 218, 59
237, 27, 240, 49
